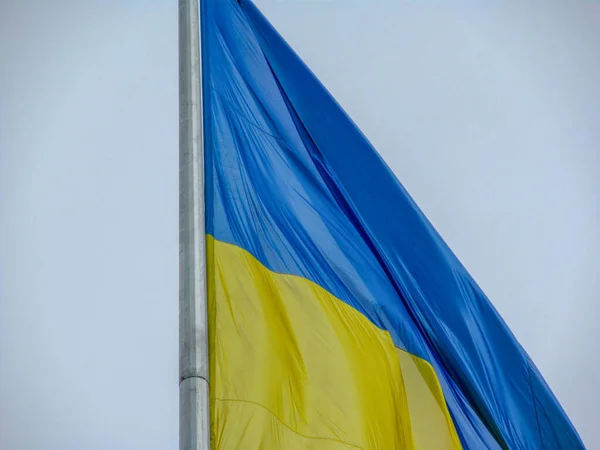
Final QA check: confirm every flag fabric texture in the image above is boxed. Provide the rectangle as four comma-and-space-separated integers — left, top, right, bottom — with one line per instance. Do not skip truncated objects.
203, 0, 584, 448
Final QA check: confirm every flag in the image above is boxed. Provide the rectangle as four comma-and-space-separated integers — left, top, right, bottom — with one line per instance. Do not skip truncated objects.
203, 0, 584, 448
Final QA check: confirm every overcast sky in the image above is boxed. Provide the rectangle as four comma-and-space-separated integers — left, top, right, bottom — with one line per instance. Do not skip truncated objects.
1, 1, 598, 448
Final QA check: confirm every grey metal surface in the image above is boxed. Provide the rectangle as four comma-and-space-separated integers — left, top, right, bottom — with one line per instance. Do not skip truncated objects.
180, 377, 210, 450
179, 0, 209, 449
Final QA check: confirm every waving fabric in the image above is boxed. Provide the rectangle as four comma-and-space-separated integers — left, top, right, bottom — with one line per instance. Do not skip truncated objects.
202, 0, 584, 448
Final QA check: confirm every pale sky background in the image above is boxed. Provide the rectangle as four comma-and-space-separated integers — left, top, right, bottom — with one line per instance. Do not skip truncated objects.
1, 1, 598, 449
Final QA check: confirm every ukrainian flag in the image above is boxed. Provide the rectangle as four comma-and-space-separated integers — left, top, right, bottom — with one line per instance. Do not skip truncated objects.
203, 0, 584, 448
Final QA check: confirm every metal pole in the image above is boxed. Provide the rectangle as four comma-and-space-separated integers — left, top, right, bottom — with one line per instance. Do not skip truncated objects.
179, 0, 209, 449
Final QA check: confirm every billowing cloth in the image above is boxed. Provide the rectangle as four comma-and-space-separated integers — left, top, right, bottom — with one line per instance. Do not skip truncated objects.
203, 0, 584, 448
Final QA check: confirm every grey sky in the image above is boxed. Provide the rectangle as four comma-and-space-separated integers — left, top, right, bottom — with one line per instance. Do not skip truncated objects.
1, 1, 598, 449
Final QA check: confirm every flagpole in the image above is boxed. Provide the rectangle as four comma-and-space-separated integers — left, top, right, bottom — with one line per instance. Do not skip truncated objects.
179, 0, 209, 449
